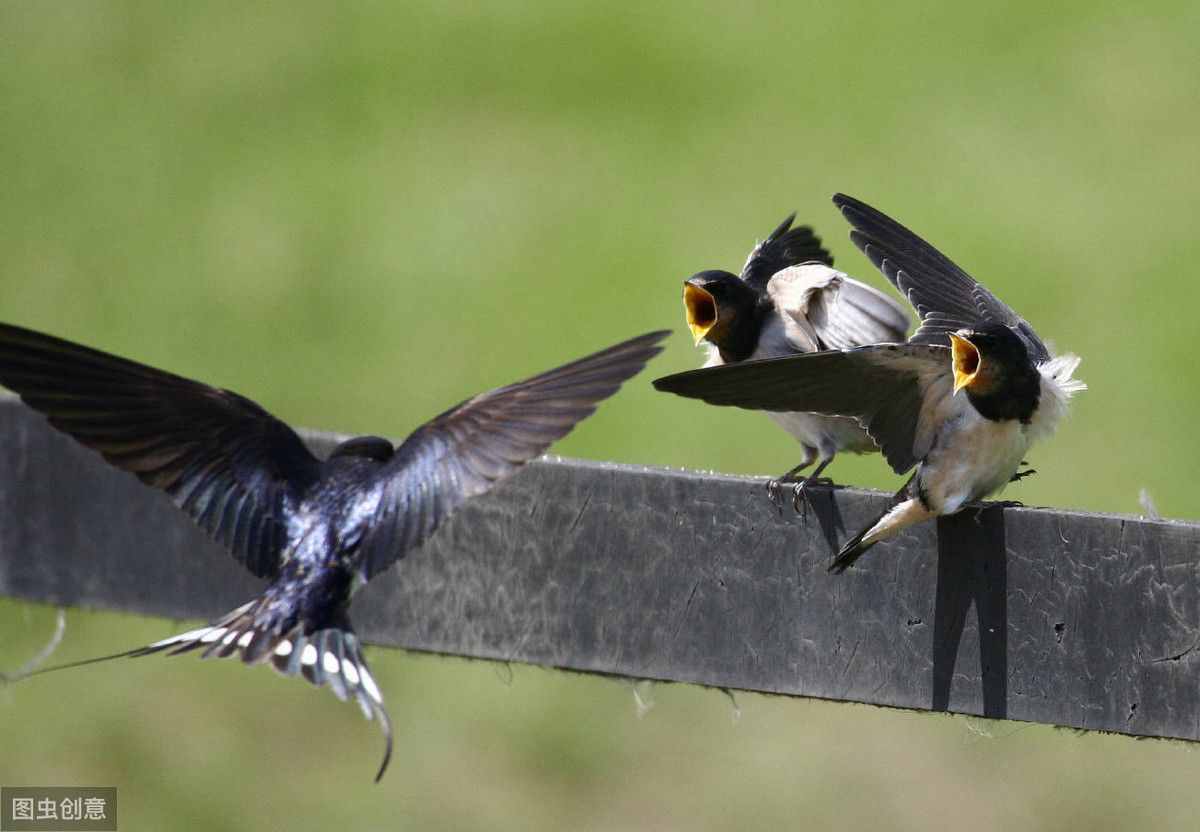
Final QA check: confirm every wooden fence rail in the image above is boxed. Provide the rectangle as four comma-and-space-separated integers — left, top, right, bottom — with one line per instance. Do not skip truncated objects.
1, 396, 1198, 740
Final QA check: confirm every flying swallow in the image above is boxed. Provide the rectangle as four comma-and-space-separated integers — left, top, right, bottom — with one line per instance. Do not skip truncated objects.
0, 322, 668, 779
681, 213, 910, 507
655, 194, 1084, 571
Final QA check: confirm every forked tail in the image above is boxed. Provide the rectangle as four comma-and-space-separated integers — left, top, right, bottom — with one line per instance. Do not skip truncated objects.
829, 476, 929, 574
6, 599, 394, 782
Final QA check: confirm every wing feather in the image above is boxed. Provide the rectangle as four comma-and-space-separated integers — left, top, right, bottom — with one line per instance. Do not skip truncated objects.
356, 331, 668, 579
653, 343, 950, 474
0, 322, 321, 578
741, 214, 834, 292
833, 193, 1049, 362
766, 265, 910, 353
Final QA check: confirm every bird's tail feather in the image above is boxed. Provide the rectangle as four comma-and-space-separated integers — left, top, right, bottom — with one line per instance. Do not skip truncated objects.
829, 477, 927, 573
9, 599, 394, 782
829, 522, 882, 573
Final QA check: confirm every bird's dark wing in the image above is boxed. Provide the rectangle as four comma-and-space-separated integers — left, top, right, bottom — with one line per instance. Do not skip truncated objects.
653, 344, 952, 474
833, 193, 1049, 363
767, 266, 909, 352
0, 322, 322, 578
741, 213, 834, 292
356, 330, 669, 580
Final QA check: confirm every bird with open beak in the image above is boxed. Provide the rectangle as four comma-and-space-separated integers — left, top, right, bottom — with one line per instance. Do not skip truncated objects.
681, 213, 910, 508
656, 194, 1085, 572
0, 321, 668, 780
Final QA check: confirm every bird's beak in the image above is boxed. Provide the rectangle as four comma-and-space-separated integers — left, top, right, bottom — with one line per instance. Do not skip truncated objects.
950, 333, 981, 395
684, 282, 718, 346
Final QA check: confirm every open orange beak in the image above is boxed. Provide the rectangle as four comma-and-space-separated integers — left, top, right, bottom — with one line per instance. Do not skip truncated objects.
683, 282, 718, 346
950, 333, 981, 395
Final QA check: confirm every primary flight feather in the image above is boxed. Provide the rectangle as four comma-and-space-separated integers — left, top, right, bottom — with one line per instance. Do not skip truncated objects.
0, 322, 668, 779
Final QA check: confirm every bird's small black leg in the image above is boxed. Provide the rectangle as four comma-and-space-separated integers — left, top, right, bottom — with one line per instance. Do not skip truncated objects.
969, 498, 1025, 525
1008, 463, 1036, 482
766, 450, 816, 508
791, 458, 834, 517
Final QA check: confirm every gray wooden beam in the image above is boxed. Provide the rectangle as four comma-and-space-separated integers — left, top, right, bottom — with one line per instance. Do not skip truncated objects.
1, 396, 1198, 741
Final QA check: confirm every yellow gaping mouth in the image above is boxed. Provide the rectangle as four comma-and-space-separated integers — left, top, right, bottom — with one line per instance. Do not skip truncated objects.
950, 332, 981, 394
684, 283, 718, 345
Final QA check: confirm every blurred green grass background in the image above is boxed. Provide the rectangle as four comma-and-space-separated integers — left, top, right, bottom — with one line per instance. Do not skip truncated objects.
2, 2, 1199, 829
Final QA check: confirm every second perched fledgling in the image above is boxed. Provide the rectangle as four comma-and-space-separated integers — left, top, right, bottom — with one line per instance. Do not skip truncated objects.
656, 194, 1085, 572
681, 213, 910, 506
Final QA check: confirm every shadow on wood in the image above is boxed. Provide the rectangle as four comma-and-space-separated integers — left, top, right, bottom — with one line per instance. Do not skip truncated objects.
1, 395, 1199, 744
932, 507, 1007, 719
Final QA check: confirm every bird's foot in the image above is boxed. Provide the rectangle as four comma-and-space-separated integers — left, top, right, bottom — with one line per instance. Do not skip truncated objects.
791, 477, 834, 515
767, 454, 836, 518
1009, 468, 1037, 483
765, 477, 790, 508
765, 453, 821, 510
968, 499, 1025, 524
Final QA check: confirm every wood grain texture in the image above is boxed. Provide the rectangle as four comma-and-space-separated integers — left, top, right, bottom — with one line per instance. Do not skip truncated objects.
1, 396, 1197, 740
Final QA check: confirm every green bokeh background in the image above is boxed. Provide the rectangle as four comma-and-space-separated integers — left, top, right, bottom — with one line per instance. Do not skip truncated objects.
2, 2, 1199, 829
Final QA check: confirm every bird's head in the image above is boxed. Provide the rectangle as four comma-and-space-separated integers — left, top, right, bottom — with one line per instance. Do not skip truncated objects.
329, 435, 395, 462
683, 270, 760, 350
949, 325, 1033, 397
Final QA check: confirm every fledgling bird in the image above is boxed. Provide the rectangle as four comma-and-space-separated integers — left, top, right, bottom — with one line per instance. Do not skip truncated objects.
0, 322, 668, 779
655, 194, 1084, 572
681, 213, 910, 507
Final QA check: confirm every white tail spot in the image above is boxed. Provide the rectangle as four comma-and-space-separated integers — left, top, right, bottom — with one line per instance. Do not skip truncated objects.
274, 640, 294, 658
300, 644, 319, 666
150, 628, 207, 648
221, 630, 239, 646
200, 628, 227, 644
322, 653, 340, 674
359, 667, 382, 703
237, 631, 254, 648
342, 661, 361, 685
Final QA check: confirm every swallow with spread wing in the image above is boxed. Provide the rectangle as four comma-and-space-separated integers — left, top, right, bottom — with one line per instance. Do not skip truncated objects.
0, 322, 668, 779
681, 213, 910, 508
656, 194, 1084, 572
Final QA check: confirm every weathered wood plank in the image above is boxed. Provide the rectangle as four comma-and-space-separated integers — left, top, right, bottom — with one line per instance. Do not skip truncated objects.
1, 396, 1197, 740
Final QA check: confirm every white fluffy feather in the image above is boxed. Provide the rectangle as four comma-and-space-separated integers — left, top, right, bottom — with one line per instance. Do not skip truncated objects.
1029, 353, 1086, 444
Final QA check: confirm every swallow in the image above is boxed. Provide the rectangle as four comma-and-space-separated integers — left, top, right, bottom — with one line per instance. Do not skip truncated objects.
681, 213, 910, 508
655, 194, 1085, 572
0, 322, 668, 779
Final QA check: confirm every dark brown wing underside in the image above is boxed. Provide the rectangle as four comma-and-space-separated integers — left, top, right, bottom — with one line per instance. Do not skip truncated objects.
357, 330, 669, 579
0, 322, 321, 578
741, 213, 834, 292
653, 343, 949, 474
